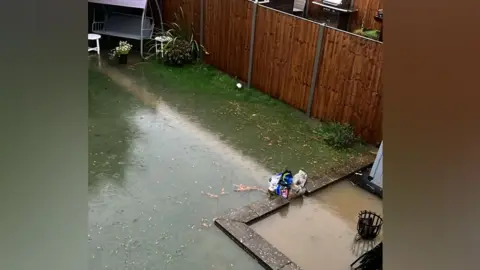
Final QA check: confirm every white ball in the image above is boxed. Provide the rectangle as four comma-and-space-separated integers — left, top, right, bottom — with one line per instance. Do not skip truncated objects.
236, 83, 243, 89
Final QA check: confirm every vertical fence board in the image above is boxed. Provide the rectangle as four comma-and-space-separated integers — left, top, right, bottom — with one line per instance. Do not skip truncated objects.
202, 0, 252, 82
311, 28, 383, 143
251, 6, 320, 112
163, 0, 201, 41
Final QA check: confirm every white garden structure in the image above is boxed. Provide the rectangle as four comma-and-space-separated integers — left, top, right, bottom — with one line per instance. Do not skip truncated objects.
89, 0, 164, 58
369, 141, 383, 189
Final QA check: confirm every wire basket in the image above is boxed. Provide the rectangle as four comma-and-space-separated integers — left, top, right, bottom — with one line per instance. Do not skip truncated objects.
356, 210, 383, 240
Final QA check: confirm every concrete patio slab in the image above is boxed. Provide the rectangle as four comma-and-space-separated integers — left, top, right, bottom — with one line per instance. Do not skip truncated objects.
214, 162, 379, 270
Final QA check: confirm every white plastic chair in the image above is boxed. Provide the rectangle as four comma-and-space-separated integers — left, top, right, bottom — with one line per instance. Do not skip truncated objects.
88, 34, 101, 55
154, 36, 172, 58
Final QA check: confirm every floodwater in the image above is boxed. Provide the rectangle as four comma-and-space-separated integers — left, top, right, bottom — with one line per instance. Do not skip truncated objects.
88, 59, 269, 269
251, 180, 383, 270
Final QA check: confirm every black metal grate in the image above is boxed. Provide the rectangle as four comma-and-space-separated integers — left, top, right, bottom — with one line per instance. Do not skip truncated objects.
356, 210, 383, 240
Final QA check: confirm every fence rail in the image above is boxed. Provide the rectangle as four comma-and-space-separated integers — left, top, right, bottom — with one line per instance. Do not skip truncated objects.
162, 0, 383, 144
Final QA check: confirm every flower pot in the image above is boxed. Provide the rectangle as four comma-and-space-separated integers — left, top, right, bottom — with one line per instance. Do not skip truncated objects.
118, 54, 128, 65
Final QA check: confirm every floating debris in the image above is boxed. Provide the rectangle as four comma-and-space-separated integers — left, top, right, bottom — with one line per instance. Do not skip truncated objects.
201, 191, 219, 198
233, 184, 265, 192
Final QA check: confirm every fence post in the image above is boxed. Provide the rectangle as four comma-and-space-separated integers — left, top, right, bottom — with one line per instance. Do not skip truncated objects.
306, 23, 326, 117
247, 1, 259, 88
200, 0, 205, 61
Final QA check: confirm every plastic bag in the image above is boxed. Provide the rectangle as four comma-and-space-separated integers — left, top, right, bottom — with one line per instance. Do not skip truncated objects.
268, 170, 295, 197
291, 170, 308, 194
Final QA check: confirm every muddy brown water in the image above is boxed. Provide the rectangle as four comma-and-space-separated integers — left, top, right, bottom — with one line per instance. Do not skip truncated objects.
251, 180, 383, 270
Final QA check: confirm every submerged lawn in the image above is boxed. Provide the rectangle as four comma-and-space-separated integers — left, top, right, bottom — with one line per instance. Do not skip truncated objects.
113, 60, 375, 177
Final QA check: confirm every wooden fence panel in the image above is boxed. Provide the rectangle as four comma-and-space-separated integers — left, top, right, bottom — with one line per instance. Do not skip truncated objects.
162, 0, 200, 40
311, 28, 383, 143
251, 6, 319, 111
160, 0, 383, 143
203, 0, 252, 82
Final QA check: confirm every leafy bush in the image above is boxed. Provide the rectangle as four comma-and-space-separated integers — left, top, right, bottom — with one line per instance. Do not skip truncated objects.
163, 38, 194, 66
317, 122, 358, 149
162, 7, 207, 66
353, 28, 380, 40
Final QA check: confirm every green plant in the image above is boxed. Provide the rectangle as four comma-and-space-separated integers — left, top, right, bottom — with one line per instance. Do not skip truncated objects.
162, 7, 208, 66
316, 122, 358, 149
163, 37, 195, 66
353, 28, 380, 40
109, 41, 133, 59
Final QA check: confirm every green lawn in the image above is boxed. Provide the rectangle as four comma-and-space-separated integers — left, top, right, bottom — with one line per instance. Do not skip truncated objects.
102, 59, 376, 177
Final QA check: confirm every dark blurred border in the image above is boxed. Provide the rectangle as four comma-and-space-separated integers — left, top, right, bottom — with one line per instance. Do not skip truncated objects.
387, 0, 480, 269
1, 0, 480, 269
0, 0, 87, 270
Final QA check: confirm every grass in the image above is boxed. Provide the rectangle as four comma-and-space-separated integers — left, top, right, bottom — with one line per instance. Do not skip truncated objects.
111, 59, 376, 177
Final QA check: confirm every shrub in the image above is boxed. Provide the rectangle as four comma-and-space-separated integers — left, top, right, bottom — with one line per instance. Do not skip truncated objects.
353, 28, 380, 40
163, 38, 194, 66
161, 7, 207, 66
318, 122, 358, 149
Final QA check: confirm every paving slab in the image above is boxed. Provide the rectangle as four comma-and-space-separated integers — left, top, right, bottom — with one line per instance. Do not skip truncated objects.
215, 219, 292, 270
214, 162, 376, 270
249, 197, 290, 223
222, 204, 261, 224
215, 219, 255, 244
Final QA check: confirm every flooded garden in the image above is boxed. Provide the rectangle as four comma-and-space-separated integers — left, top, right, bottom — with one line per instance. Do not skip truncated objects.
88, 55, 377, 269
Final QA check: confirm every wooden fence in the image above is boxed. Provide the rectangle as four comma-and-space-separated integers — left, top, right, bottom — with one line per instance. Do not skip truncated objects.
162, 0, 383, 144
311, 28, 383, 141
204, 0, 253, 82
251, 6, 319, 111
162, 0, 200, 41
